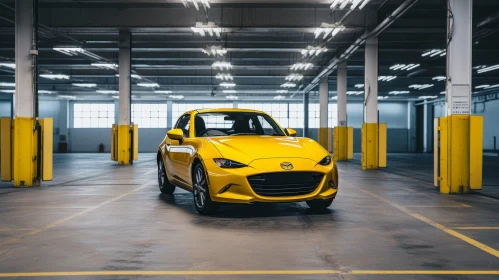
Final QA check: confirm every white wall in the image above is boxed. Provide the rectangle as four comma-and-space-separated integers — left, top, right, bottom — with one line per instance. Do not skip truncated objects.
474, 99, 499, 151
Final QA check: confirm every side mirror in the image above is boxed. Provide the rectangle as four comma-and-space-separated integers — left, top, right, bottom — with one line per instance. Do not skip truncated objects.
286, 128, 297, 137
167, 128, 184, 141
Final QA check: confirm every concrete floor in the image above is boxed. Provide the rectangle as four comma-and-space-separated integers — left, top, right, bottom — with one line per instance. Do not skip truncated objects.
0, 154, 499, 279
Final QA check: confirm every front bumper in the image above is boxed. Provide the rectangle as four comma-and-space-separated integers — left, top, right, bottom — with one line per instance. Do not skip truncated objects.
204, 158, 338, 204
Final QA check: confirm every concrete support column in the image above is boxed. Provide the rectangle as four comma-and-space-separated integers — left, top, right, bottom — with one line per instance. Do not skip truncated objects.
334, 61, 350, 161
318, 77, 329, 149
437, 0, 481, 193
337, 62, 347, 127
167, 101, 173, 129
118, 30, 131, 125
14, 0, 34, 118
58, 100, 69, 152
361, 36, 385, 170
303, 91, 309, 137
113, 29, 135, 165
364, 37, 378, 124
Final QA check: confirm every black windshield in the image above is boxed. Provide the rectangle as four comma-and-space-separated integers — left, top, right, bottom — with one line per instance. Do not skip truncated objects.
194, 112, 285, 137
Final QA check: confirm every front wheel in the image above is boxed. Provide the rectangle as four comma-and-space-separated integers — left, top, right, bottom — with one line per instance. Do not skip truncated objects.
193, 163, 219, 215
306, 199, 333, 210
158, 158, 176, 194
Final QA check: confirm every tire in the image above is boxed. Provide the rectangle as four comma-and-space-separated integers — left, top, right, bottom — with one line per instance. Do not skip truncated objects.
158, 158, 176, 194
192, 163, 219, 215
306, 199, 333, 210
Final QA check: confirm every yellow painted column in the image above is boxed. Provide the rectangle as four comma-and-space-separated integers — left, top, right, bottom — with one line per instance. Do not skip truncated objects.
434, 0, 482, 194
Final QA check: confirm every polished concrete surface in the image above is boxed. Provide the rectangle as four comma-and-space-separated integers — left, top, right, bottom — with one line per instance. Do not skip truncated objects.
0, 154, 499, 279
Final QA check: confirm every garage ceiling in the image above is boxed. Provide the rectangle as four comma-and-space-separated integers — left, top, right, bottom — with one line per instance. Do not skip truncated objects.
0, 0, 499, 102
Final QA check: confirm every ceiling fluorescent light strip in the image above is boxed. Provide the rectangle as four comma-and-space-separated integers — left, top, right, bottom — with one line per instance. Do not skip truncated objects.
477, 64, 499, 73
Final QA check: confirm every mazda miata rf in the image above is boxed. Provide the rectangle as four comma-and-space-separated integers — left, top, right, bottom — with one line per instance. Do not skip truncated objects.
157, 108, 338, 214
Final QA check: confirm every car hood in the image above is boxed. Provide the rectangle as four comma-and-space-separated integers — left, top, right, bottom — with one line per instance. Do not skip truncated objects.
207, 136, 328, 164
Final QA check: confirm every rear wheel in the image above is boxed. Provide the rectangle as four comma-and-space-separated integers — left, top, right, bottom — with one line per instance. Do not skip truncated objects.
193, 163, 219, 215
306, 199, 333, 210
158, 158, 176, 194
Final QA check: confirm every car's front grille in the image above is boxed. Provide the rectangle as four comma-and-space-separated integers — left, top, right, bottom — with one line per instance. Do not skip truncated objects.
247, 172, 324, 197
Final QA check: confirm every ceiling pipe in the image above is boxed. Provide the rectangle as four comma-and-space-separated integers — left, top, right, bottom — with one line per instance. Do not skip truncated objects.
303, 0, 421, 94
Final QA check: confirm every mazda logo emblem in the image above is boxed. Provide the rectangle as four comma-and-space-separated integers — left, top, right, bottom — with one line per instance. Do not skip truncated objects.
280, 162, 293, 170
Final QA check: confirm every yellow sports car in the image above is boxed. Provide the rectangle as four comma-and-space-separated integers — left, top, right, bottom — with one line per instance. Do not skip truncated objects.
157, 108, 338, 214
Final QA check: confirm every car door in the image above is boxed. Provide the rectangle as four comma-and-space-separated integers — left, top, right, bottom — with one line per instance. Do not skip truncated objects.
165, 114, 190, 179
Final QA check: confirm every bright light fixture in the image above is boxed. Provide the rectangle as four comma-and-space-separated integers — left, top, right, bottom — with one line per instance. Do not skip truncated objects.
202, 46, 227, 56
409, 84, 434, 90
40, 74, 70, 80
389, 91, 410, 95
215, 73, 233, 81
39, 90, 54, 94
73, 83, 96, 88
330, 0, 371, 10
0, 82, 15, 87
0, 63, 15, 69
290, 63, 313, 71
154, 90, 172, 94
477, 64, 499, 74
191, 22, 222, 37
475, 84, 499, 89
225, 95, 238, 100
91, 63, 118, 70
97, 90, 118, 94
0, 89, 15, 93
301, 46, 328, 57
432, 76, 446, 81
378, 96, 389, 100
285, 73, 304, 81
418, 96, 437, 99
346, 91, 363, 95
223, 90, 237, 94
355, 84, 364, 88
57, 95, 76, 99
137, 82, 159, 88
274, 95, 286, 100
440, 91, 446, 94
314, 23, 345, 39
378, 76, 397, 82
331, 96, 338, 100
212, 61, 232, 70
115, 74, 142, 80
181, 0, 210, 10
389, 64, 420, 71
220, 82, 236, 88
276, 90, 288, 94
53, 47, 102, 60
421, 49, 446, 57
169, 95, 184, 99
281, 82, 297, 88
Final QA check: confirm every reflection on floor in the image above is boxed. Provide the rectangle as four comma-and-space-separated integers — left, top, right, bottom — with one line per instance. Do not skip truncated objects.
0, 153, 498, 279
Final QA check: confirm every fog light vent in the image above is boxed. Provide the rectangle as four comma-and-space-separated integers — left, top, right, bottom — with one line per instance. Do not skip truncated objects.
218, 184, 232, 194
329, 180, 337, 189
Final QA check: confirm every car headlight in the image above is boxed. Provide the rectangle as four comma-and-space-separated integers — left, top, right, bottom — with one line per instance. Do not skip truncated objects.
319, 156, 332, 166
213, 158, 246, 168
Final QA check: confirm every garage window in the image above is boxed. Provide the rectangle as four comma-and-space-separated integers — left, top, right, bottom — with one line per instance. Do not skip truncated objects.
73, 103, 115, 128
131, 103, 167, 128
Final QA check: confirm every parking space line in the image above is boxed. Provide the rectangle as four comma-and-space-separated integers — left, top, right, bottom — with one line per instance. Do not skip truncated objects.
343, 182, 499, 258
452, 227, 499, 230
0, 270, 498, 277
0, 229, 34, 232
406, 205, 471, 208
0, 185, 147, 247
